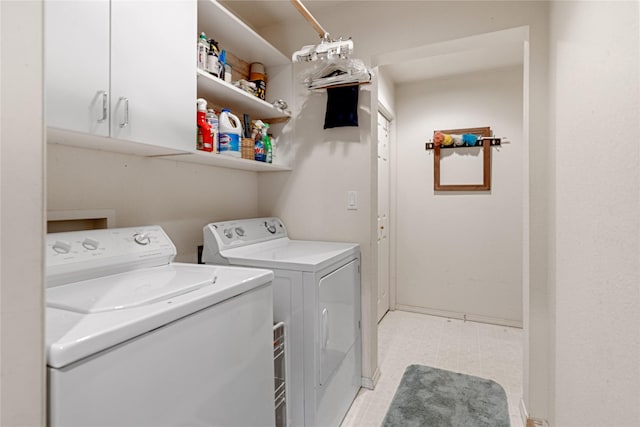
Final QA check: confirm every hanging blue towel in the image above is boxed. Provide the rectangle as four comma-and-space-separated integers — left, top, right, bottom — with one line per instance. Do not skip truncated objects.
324, 85, 359, 129
462, 134, 478, 146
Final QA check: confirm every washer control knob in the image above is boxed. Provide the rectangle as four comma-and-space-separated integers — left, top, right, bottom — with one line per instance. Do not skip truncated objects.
235, 227, 245, 237
82, 238, 100, 251
52, 240, 72, 254
264, 221, 277, 234
223, 228, 234, 239
133, 232, 151, 245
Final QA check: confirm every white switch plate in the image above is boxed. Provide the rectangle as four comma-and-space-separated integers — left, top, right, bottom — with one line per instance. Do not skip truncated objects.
347, 191, 358, 210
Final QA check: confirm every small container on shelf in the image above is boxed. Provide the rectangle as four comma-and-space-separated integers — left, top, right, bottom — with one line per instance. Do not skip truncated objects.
241, 138, 254, 160
249, 62, 266, 100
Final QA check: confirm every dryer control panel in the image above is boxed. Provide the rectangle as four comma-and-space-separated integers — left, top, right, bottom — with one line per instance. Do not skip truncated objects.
46, 226, 176, 288
202, 217, 287, 265
204, 217, 287, 250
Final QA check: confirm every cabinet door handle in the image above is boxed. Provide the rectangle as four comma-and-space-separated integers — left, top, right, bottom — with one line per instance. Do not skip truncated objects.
97, 91, 108, 123
119, 97, 129, 128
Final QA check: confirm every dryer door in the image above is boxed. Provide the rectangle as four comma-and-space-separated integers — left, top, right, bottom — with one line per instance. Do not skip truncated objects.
318, 259, 359, 386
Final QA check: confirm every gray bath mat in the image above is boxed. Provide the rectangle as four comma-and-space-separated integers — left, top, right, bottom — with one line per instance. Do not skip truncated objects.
382, 365, 510, 427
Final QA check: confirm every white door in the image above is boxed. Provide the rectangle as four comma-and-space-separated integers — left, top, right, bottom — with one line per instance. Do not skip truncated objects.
110, 0, 195, 151
377, 111, 390, 322
45, 0, 110, 136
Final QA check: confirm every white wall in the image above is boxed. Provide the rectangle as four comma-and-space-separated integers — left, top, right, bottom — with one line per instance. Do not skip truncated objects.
39, 1, 555, 422
550, 1, 640, 425
257, 65, 377, 384
257, 0, 550, 402
394, 66, 524, 326
47, 145, 259, 262
377, 70, 395, 117
0, 1, 46, 424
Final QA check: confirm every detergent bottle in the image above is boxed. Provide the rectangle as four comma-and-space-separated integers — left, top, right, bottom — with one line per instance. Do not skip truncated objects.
218, 109, 242, 157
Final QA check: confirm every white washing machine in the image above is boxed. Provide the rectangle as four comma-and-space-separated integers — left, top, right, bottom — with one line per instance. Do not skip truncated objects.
46, 225, 275, 427
203, 217, 362, 427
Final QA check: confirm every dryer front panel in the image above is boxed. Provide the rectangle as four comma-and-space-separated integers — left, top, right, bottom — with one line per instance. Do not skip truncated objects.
317, 259, 359, 386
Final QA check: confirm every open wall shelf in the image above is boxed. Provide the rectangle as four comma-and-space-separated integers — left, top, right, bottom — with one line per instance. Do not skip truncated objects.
197, 70, 290, 121
152, 151, 291, 172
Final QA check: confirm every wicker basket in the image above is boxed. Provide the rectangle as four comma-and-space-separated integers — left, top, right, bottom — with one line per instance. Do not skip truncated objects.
241, 138, 255, 160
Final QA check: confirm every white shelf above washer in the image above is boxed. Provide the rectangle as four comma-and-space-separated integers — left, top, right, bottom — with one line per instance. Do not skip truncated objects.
197, 70, 291, 121
152, 150, 292, 172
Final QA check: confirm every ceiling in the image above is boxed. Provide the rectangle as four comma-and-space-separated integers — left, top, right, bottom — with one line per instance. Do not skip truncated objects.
219, 1, 344, 31
219, 1, 525, 84
381, 42, 524, 84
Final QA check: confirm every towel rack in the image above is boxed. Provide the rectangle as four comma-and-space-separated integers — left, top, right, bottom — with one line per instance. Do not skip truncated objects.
425, 126, 502, 191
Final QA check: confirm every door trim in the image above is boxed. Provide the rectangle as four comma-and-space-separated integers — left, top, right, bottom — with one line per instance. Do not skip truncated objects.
377, 105, 396, 316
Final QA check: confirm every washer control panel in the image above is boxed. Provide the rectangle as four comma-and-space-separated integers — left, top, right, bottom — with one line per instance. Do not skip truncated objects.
46, 226, 176, 287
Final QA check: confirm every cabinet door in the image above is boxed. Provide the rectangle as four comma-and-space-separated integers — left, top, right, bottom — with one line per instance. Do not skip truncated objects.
45, 0, 110, 136
110, 0, 196, 151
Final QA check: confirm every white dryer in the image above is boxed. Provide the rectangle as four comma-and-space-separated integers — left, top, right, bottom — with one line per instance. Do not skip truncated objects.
203, 217, 362, 427
46, 225, 275, 427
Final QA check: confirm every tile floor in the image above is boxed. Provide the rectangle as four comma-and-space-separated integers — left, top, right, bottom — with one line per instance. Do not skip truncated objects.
341, 310, 524, 427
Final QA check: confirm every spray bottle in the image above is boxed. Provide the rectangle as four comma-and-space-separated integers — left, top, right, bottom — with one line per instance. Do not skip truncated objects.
263, 123, 272, 164
196, 98, 213, 152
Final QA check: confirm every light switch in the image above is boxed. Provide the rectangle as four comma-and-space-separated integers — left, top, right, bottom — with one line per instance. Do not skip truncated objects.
347, 191, 358, 210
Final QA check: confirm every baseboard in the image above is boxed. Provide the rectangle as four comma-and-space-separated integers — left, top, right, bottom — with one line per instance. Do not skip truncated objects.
519, 398, 529, 425
526, 418, 549, 427
395, 304, 523, 328
361, 366, 381, 390
520, 398, 549, 427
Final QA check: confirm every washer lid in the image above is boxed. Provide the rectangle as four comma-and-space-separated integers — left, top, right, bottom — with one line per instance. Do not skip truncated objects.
47, 267, 217, 313
223, 239, 360, 272
46, 263, 274, 368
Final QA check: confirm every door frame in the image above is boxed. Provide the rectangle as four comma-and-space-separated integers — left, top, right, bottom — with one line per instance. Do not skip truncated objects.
377, 103, 396, 315
371, 25, 534, 424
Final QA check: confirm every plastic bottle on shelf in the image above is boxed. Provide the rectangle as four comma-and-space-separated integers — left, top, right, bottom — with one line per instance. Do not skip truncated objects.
219, 49, 232, 83
254, 135, 265, 162
253, 121, 265, 162
263, 123, 272, 164
206, 39, 220, 78
197, 32, 208, 70
206, 108, 219, 153
218, 49, 226, 82
218, 109, 242, 157
196, 99, 213, 152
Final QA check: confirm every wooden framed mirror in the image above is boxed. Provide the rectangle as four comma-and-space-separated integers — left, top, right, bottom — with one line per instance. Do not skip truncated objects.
433, 126, 491, 191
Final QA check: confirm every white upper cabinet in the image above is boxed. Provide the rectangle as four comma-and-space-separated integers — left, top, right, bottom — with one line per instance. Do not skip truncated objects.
110, 0, 195, 150
45, 0, 196, 153
44, 0, 292, 172
45, 0, 110, 137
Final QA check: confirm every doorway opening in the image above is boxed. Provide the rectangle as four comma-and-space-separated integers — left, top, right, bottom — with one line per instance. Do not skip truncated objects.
371, 25, 531, 423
